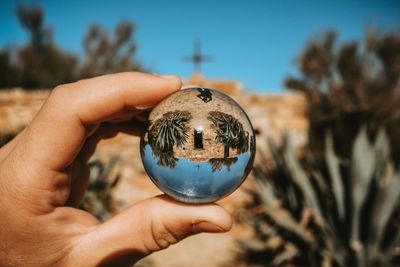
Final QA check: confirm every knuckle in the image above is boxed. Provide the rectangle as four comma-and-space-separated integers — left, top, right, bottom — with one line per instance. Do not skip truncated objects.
153, 234, 171, 250
49, 84, 74, 106
146, 214, 180, 252
153, 228, 178, 250
48, 83, 85, 117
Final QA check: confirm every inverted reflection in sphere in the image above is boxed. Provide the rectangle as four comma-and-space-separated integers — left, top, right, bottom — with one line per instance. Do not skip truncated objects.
140, 87, 255, 203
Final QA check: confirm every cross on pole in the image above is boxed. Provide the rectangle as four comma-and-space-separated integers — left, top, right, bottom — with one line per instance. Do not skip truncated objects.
182, 40, 213, 73
195, 164, 201, 171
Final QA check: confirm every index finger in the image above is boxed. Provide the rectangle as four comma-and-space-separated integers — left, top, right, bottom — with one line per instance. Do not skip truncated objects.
9, 72, 181, 173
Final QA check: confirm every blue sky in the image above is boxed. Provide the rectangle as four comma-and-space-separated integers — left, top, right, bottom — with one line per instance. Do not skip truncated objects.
0, 0, 399, 92
142, 144, 250, 201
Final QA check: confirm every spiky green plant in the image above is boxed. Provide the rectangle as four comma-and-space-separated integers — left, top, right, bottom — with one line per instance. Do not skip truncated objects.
79, 156, 124, 221
238, 129, 400, 266
237, 30, 400, 267
285, 29, 400, 164
79, 158, 155, 267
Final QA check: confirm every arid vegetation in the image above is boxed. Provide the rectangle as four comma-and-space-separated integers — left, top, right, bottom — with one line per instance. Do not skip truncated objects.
2, 3, 399, 267
238, 30, 400, 267
0, 4, 142, 89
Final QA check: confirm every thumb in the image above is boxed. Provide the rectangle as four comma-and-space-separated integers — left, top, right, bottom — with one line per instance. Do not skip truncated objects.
72, 195, 232, 267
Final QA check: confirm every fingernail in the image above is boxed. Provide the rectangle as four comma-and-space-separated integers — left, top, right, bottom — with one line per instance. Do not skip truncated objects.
182, 85, 199, 90
195, 222, 226, 233
160, 74, 179, 80
135, 105, 153, 110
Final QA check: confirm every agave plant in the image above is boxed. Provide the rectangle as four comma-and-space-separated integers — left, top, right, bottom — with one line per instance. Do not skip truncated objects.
285, 29, 400, 163
208, 111, 249, 157
237, 29, 400, 267
238, 128, 400, 267
79, 156, 123, 221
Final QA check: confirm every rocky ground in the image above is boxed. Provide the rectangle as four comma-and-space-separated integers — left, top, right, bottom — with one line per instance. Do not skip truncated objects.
0, 79, 308, 267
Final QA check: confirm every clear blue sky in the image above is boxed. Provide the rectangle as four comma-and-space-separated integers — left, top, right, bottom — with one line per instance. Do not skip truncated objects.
0, 0, 399, 92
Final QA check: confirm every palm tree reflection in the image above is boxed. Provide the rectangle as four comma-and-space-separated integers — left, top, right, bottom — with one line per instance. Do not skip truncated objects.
148, 110, 192, 168
152, 149, 179, 168
208, 157, 238, 172
208, 111, 249, 157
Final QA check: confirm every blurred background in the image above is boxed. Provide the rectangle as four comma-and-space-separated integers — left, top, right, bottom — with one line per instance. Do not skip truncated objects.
1, 0, 400, 266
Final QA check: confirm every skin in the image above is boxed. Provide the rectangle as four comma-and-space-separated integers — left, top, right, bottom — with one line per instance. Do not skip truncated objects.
0, 72, 232, 267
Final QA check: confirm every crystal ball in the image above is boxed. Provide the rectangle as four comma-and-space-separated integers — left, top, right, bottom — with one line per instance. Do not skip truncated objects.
140, 87, 256, 203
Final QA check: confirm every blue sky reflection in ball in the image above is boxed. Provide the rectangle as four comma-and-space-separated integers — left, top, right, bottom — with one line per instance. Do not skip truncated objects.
140, 87, 256, 203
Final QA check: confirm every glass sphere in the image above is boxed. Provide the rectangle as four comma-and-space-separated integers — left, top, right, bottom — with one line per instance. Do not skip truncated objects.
140, 87, 256, 203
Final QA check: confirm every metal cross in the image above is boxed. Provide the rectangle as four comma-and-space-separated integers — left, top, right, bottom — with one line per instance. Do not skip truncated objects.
182, 40, 213, 73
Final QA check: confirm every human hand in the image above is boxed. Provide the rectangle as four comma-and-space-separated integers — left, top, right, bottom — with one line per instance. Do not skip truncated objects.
0, 72, 232, 267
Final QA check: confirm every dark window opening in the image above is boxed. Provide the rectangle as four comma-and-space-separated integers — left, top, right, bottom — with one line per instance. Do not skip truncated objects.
194, 129, 204, 149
